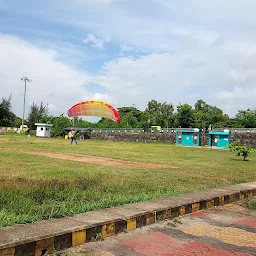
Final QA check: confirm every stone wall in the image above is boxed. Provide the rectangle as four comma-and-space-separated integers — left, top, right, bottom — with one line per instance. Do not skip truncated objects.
91, 132, 176, 143
231, 133, 256, 147
91, 132, 256, 147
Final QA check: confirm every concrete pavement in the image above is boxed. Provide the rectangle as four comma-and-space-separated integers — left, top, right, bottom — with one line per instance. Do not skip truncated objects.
64, 201, 256, 256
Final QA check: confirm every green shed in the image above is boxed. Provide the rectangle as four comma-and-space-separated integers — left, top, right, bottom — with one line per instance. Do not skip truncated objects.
208, 131, 230, 148
176, 129, 202, 147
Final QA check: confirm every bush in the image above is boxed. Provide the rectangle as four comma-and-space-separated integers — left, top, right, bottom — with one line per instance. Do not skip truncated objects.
228, 142, 252, 161
29, 130, 36, 136
246, 200, 256, 210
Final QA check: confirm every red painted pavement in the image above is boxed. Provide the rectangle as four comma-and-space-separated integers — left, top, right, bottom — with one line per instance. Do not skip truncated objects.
122, 232, 253, 256
234, 218, 256, 229
191, 212, 256, 229
122, 232, 185, 256
190, 211, 230, 222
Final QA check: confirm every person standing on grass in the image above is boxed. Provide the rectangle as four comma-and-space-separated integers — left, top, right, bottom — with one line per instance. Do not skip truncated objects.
70, 129, 78, 145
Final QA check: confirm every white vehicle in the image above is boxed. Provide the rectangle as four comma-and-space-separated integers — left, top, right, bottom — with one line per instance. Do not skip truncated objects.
18, 125, 28, 133
20, 125, 28, 131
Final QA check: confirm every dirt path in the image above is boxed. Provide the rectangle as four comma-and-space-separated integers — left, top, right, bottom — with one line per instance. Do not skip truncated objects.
0, 148, 229, 182
1, 148, 177, 169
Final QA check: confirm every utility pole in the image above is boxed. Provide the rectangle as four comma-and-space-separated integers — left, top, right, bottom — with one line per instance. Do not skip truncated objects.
21, 77, 31, 131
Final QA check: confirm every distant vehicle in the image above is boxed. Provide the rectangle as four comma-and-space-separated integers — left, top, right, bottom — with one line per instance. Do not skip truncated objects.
151, 126, 162, 134
19, 125, 28, 132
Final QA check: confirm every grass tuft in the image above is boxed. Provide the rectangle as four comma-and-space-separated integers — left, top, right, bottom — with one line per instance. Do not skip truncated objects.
246, 200, 256, 211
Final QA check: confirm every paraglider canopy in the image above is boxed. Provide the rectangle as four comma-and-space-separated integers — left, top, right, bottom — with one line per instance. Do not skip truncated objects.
68, 100, 120, 124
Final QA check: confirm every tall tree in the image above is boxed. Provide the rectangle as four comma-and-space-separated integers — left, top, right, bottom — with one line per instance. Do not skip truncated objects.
121, 112, 138, 128
118, 107, 143, 122
27, 102, 49, 129
194, 99, 225, 129
137, 111, 151, 130
0, 95, 16, 126
235, 109, 256, 128
51, 114, 72, 137
118, 106, 144, 128
212, 114, 240, 128
160, 102, 174, 129
145, 100, 174, 127
146, 100, 162, 125
175, 104, 195, 128
74, 118, 93, 128
97, 118, 119, 128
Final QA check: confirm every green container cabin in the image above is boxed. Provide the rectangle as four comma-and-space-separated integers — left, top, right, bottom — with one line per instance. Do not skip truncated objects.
176, 129, 202, 147
208, 131, 230, 148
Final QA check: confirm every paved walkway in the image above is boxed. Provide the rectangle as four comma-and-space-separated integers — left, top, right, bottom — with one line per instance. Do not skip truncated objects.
64, 201, 256, 256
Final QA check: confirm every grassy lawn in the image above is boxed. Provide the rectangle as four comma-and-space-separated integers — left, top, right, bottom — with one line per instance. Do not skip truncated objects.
0, 134, 255, 227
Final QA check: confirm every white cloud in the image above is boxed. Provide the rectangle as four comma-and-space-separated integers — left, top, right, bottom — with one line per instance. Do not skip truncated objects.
90, 44, 256, 116
0, 34, 105, 118
2, 0, 256, 118
83, 33, 110, 49
120, 44, 134, 52
216, 86, 256, 114
1, 33, 256, 119
83, 92, 114, 104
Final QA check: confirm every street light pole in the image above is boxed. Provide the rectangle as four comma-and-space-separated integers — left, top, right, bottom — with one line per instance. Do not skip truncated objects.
21, 77, 31, 131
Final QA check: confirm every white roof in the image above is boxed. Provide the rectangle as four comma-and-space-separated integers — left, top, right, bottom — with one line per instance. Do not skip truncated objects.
35, 123, 53, 127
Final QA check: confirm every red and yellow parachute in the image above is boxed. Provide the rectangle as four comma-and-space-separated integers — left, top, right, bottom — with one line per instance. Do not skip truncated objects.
67, 100, 120, 124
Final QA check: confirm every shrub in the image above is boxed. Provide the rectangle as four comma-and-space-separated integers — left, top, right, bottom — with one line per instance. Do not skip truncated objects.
228, 142, 252, 161
29, 130, 36, 136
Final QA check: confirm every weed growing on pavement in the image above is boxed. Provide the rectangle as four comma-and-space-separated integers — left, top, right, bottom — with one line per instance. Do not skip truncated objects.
246, 200, 256, 210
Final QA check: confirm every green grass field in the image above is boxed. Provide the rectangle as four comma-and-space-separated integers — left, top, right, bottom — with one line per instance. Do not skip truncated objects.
0, 134, 255, 228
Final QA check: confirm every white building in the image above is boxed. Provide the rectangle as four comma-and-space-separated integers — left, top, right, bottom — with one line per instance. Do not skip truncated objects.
35, 123, 53, 138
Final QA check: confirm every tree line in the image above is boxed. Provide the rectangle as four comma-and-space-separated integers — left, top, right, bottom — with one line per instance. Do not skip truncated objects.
0, 95, 256, 137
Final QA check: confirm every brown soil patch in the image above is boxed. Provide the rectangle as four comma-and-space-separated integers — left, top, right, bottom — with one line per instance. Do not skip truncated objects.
1, 148, 177, 170
0, 148, 229, 182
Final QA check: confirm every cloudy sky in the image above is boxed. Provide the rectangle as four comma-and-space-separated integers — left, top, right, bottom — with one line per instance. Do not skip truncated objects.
0, 0, 256, 119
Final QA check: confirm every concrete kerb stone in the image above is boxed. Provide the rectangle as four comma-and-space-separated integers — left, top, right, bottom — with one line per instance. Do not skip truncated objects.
70, 210, 125, 241
105, 204, 150, 219
0, 217, 87, 250
0, 182, 256, 256
70, 210, 123, 226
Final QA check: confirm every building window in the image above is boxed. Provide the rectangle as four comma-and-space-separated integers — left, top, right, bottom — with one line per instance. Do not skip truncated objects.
46, 128, 49, 131
41, 127, 43, 131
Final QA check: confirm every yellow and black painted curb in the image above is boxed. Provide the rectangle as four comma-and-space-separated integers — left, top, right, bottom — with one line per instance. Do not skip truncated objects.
0, 183, 256, 256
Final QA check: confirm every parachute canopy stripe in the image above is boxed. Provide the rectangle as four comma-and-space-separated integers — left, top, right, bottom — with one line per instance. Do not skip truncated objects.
68, 100, 120, 124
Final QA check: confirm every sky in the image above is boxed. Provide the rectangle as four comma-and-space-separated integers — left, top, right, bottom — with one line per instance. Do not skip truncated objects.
0, 0, 256, 120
